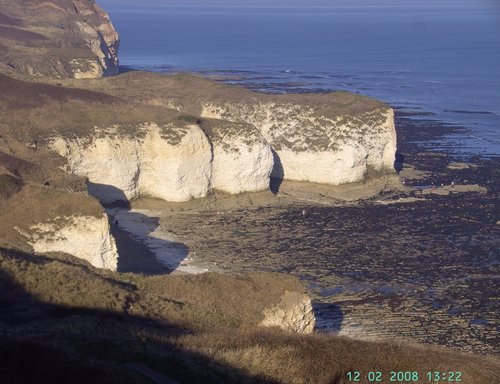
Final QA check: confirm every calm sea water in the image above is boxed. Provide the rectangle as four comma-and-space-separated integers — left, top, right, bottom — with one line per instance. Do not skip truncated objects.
102, 3, 500, 156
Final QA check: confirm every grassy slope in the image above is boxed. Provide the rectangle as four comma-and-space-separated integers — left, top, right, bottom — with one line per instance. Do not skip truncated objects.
61, 70, 388, 118
0, 248, 498, 384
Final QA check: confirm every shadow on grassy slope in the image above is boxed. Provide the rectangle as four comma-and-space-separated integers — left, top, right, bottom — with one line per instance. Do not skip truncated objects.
0, 247, 498, 384
0, 248, 281, 384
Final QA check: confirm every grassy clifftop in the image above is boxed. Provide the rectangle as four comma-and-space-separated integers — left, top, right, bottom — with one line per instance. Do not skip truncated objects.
0, 70, 389, 146
65, 70, 388, 118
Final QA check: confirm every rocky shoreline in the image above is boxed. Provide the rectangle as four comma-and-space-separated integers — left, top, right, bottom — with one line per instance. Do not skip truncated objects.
108, 112, 498, 354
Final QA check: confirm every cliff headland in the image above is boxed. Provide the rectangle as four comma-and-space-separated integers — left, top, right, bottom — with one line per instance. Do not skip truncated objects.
0, 51, 399, 268
0, 1, 497, 383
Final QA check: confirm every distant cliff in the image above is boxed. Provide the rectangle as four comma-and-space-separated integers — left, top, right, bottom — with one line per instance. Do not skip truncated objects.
0, 0, 119, 78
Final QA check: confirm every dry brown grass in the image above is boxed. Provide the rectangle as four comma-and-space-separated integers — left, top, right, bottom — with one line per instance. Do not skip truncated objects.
0, 11, 24, 26
0, 25, 48, 42
0, 69, 387, 151
54, 70, 387, 119
0, 73, 183, 143
0, 246, 302, 332
0, 172, 22, 198
179, 329, 499, 384
133, 272, 304, 331
0, 73, 115, 108
0, 248, 498, 384
0, 141, 85, 189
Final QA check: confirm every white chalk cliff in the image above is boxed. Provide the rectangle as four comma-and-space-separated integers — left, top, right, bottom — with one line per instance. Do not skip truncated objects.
202, 102, 396, 185
50, 101, 396, 203
24, 214, 118, 270
201, 119, 274, 194
50, 121, 274, 203
51, 123, 212, 203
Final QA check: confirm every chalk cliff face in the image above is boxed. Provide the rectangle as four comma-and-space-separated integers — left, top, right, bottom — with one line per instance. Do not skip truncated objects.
48, 97, 396, 203
261, 290, 316, 334
0, 0, 119, 78
50, 121, 275, 203
24, 214, 118, 270
201, 119, 274, 194
51, 123, 212, 203
202, 102, 396, 185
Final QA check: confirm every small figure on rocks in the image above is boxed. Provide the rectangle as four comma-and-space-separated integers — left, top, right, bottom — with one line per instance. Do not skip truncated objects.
115, 219, 118, 227
451, 181, 455, 189
302, 209, 307, 216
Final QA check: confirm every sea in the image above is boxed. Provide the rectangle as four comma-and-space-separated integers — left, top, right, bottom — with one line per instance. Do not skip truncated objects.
100, 2, 500, 157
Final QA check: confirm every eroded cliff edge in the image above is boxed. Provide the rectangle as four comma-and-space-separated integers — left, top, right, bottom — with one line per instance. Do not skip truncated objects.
0, 0, 119, 78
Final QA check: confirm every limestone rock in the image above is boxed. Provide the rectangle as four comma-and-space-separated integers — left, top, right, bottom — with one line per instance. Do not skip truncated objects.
50, 123, 213, 203
0, 0, 119, 78
26, 213, 118, 270
201, 119, 274, 194
261, 290, 316, 334
202, 102, 396, 185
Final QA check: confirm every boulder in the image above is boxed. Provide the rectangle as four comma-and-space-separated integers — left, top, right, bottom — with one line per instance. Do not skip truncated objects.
261, 290, 316, 334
